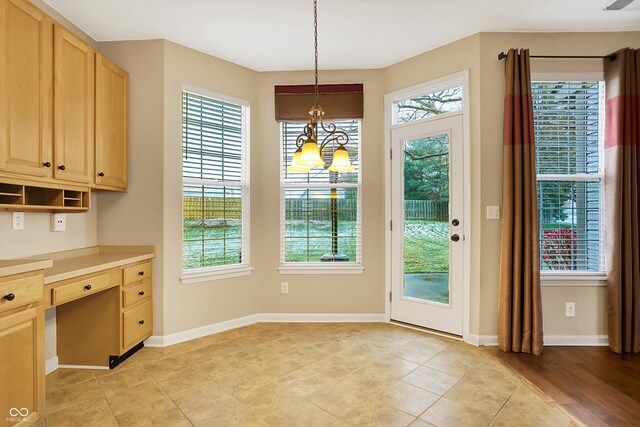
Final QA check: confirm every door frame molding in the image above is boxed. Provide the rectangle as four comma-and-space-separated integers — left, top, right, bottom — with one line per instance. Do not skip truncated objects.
384, 70, 471, 342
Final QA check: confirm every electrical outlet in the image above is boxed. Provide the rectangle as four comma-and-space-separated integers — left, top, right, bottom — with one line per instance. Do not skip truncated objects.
51, 213, 66, 232
12, 212, 24, 230
486, 206, 501, 220
281, 282, 289, 294
565, 302, 576, 318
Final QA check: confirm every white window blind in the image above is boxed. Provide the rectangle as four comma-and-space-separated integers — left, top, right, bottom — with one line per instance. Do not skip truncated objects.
281, 120, 361, 264
532, 81, 605, 273
182, 90, 249, 272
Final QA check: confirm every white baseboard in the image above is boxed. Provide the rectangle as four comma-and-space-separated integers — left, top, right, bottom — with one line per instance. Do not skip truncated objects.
145, 312, 386, 348
45, 356, 59, 375
470, 334, 609, 347
469, 334, 499, 346
544, 334, 609, 346
259, 313, 386, 323
58, 364, 109, 370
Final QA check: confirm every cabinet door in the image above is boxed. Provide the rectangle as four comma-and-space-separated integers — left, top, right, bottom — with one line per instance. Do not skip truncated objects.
0, 307, 44, 425
95, 53, 128, 190
53, 25, 94, 184
0, 0, 53, 178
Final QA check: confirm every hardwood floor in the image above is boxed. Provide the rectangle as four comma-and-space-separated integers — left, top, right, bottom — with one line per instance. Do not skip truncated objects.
488, 346, 640, 427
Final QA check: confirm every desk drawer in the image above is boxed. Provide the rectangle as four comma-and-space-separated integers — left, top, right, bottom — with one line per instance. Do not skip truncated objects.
51, 270, 119, 306
123, 280, 151, 308
122, 300, 152, 349
123, 261, 151, 286
0, 274, 43, 313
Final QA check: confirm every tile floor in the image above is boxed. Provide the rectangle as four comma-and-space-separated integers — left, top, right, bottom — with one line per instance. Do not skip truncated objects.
44, 323, 577, 426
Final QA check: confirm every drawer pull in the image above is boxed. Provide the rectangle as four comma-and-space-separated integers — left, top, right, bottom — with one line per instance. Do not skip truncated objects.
84, 284, 92, 291
3, 293, 15, 301
58, 164, 66, 171
98, 172, 105, 177
138, 271, 145, 276
139, 320, 145, 325
139, 291, 145, 296
43, 161, 51, 167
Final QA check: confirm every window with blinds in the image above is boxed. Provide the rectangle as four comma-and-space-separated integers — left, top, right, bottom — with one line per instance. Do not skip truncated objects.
281, 120, 361, 264
182, 90, 249, 273
532, 81, 604, 273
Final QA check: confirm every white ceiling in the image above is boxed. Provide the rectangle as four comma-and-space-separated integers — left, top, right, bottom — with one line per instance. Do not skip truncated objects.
44, 0, 640, 71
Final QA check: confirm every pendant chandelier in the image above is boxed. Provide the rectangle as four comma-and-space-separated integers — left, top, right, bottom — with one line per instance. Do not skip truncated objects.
287, 0, 355, 173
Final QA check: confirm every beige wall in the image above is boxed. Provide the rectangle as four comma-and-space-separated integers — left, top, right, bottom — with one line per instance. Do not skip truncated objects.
97, 30, 640, 340
476, 32, 640, 337
384, 34, 483, 335
6, 6, 638, 344
96, 40, 166, 334
160, 41, 263, 335
255, 69, 386, 315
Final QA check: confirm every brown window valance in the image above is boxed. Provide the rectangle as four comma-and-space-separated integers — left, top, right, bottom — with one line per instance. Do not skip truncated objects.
274, 83, 364, 122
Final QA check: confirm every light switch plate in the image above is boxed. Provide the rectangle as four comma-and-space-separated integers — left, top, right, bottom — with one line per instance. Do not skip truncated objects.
566, 302, 576, 318
51, 213, 66, 232
486, 206, 501, 220
12, 212, 24, 230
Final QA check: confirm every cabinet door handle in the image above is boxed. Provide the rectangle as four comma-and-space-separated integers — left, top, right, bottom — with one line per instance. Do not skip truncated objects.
139, 291, 145, 296
43, 161, 51, 167
3, 293, 15, 301
58, 165, 66, 171
139, 320, 145, 325
84, 284, 92, 291
138, 271, 145, 276
98, 172, 105, 177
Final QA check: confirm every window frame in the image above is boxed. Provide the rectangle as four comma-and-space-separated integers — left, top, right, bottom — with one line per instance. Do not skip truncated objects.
532, 72, 606, 286
278, 120, 364, 275
180, 85, 252, 284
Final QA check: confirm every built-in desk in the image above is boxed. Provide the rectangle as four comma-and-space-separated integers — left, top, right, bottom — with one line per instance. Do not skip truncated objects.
0, 246, 155, 427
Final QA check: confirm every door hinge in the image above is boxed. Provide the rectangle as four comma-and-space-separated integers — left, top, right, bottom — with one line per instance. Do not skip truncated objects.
390, 149, 393, 160
390, 220, 393, 231
389, 291, 392, 303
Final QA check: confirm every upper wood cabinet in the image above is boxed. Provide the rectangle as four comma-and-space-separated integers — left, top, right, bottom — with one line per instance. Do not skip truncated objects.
95, 53, 128, 191
53, 25, 94, 184
0, 0, 53, 178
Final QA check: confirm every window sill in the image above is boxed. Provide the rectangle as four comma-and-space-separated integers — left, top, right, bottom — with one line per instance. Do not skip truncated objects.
541, 272, 606, 287
181, 265, 253, 284
278, 264, 364, 275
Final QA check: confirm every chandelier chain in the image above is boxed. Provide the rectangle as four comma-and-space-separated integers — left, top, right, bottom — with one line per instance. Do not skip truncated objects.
314, 0, 318, 106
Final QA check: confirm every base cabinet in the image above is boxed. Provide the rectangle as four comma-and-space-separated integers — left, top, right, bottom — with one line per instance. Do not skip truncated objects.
0, 273, 44, 427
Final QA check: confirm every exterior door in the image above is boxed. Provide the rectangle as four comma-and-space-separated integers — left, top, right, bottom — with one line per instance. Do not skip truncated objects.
391, 114, 464, 335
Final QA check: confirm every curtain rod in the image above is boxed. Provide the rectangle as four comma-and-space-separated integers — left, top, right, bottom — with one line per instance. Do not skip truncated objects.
497, 51, 616, 61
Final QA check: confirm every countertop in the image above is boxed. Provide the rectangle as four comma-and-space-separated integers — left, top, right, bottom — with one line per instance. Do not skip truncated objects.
0, 246, 155, 284
0, 259, 53, 277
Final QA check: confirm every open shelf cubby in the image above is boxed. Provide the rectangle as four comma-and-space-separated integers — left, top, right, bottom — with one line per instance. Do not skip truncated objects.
0, 183, 24, 205
0, 181, 90, 212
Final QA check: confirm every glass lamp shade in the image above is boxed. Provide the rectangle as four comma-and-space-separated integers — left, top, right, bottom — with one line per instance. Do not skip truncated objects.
287, 148, 311, 172
298, 140, 325, 167
327, 146, 355, 172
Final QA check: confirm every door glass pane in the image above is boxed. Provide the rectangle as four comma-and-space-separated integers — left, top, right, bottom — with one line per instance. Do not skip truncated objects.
403, 133, 450, 304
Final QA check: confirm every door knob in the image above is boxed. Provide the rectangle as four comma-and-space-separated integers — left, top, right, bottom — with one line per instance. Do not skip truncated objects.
43, 162, 51, 168
98, 172, 105, 177
58, 165, 66, 171
451, 234, 460, 242
451, 219, 459, 226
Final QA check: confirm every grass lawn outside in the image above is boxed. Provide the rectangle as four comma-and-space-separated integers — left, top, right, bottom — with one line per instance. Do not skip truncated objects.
404, 220, 449, 273
183, 219, 450, 287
